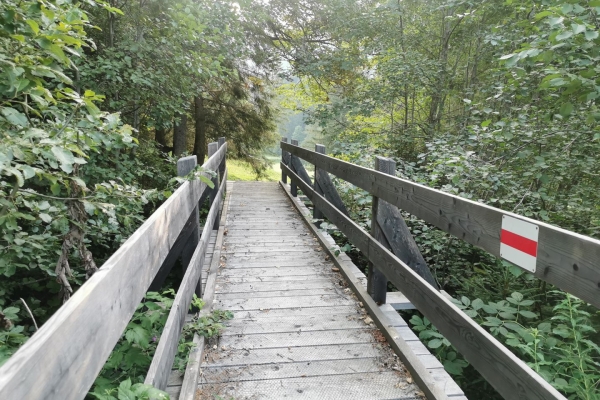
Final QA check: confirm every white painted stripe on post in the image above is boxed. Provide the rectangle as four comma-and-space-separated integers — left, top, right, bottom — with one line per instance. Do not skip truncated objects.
500, 243, 537, 273
502, 215, 539, 241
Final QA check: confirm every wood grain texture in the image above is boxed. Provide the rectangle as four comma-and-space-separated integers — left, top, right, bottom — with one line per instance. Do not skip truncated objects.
177, 155, 202, 299
283, 181, 453, 400
378, 202, 436, 286
0, 144, 227, 400
199, 181, 421, 400
148, 212, 195, 291
313, 144, 325, 220
178, 180, 232, 400
281, 141, 600, 309
281, 137, 290, 183
145, 170, 227, 390
315, 170, 349, 216
282, 162, 565, 400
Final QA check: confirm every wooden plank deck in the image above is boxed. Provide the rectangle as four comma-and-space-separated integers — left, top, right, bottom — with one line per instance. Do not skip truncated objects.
194, 182, 424, 400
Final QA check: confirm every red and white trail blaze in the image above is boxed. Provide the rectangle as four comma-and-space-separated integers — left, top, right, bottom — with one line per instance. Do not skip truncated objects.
500, 215, 539, 273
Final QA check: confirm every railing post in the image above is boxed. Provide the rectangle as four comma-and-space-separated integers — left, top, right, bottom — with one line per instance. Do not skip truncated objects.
208, 142, 220, 230
218, 137, 226, 183
367, 156, 393, 304
290, 139, 299, 197
177, 155, 202, 299
281, 137, 289, 184
314, 144, 325, 221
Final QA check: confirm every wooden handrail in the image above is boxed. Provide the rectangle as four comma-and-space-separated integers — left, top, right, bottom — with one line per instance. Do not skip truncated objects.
281, 141, 600, 309
145, 168, 227, 390
0, 144, 227, 400
281, 161, 564, 400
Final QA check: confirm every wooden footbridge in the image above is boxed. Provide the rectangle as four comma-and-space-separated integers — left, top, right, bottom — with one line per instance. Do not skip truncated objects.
1, 138, 599, 400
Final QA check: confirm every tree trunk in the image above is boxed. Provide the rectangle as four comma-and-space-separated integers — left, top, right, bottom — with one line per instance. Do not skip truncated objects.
155, 126, 167, 148
193, 96, 207, 163
173, 112, 188, 156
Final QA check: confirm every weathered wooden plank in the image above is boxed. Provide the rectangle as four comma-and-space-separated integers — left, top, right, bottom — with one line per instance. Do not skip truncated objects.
281, 137, 290, 183
177, 155, 202, 299
217, 328, 376, 350
0, 145, 227, 400
144, 171, 227, 390
368, 156, 391, 304
386, 291, 415, 310
148, 212, 196, 291
313, 144, 350, 217
224, 228, 303, 233
221, 313, 369, 335
225, 248, 323, 255
218, 266, 334, 278
203, 358, 384, 383
281, 162, 564, 400
289, 139, 311, 197
284, 182, 458, 400
165, 384, 181, 399
215, 294, 356, 311
230, 305, 360, 320
313, 144, 326, 221
216, 288, 337, 300
223, 239, 315, 247
224, 258, 326, 266
178, 180, 232, 400
379, 195, 438, 289
215, 279, 333, 293
208, 142, 220, 231
203, 343, 382, 368
198, 372, 423, 399
220, 275, 338, 284
282, 141, 600, 309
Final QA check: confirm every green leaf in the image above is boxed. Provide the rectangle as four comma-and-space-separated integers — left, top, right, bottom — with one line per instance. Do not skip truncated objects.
21, 165, 35, 179
26, 20, 40, 35
39, 213, 52, 223
519, 310, 537, 319
428, 338, 443, 349
125, 324, 150, 348
471, 298, 484, 311
510, 292, 523, 302
198, 174, 215, 188
51, 147, 75, 166
571, 24, 586, 35
1, 107, 28, 127
555, 31, 573, 41
50, 183, 61, 195
585, 30, 599, 41
559, 102, 573, 117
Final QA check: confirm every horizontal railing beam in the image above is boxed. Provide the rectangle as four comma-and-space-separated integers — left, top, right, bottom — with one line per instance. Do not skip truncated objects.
0, 144, 227, 400
281, 141, 600, 309
281, 161, 564, 400
145, 169, 227, 390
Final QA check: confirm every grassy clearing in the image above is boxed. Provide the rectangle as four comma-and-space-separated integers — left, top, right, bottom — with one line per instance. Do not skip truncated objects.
227, 159, 280, 182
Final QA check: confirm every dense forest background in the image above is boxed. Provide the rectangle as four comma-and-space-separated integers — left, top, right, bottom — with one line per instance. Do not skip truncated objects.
1, 0, 599, 399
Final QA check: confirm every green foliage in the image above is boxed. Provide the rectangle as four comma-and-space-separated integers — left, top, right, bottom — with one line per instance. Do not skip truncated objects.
91, 379, 169, 400
408, 292, 600, 399
0, 305, 28, 367
90, 290, 234, 398
267, 0, 600, 396
90, 291, 175, 397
